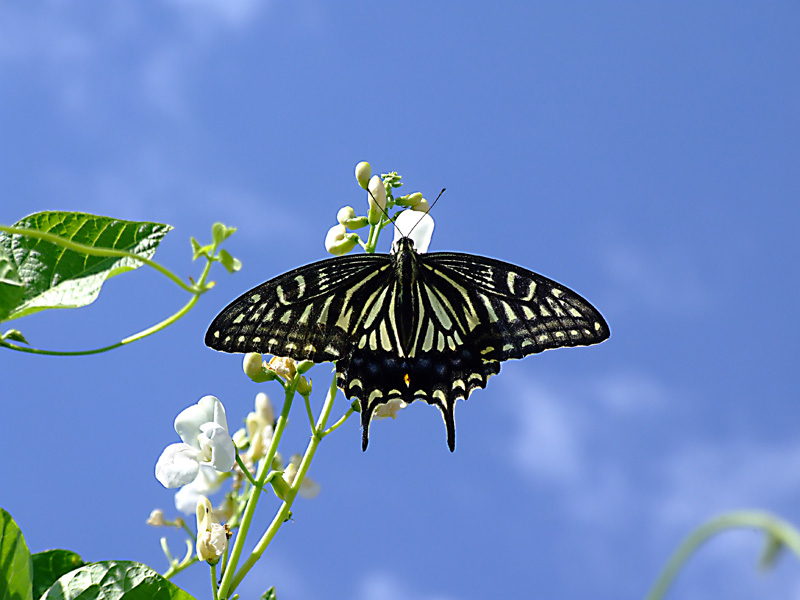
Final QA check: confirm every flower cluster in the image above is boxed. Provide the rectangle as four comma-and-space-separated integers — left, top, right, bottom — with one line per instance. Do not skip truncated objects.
324, 161, 435, 256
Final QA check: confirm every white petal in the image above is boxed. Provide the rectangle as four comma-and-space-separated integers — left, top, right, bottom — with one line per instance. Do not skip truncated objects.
155, 443, 202, 488
199, 422, 236, 472
393, 210, 434, 253
174, 467, 222, 515
174, 396, 228, 448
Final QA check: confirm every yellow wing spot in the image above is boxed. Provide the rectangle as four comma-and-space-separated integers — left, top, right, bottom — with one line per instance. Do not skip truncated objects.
503, 343, 515, 352
358, 334, 368, 349
280, 309, 293, 323
213, 331, 220, 338
502, 301, 517, 322
404, 373, 411, 387
250, 293, 261, 303
568, 307, 583, 318
238, 335, 246, 343
253, 336, 262, 343
432, 390, 447, 404
233, 314, 245, 324
552, 289, 564, 298
480, 346, 495, 355
369, 330, 378, 351
523, 306, 535, 320
437, 331, 446, 352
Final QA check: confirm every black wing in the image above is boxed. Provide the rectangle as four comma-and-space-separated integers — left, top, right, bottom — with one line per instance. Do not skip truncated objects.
421, 252, 610, 361
205, 253, 394, 363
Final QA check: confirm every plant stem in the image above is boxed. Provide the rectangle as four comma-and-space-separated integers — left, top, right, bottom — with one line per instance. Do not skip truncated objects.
322, 407, 354, 437
218, 377, 298, 599
211, 563, 219, 600
646, 510, 800, 600
0, 235, 216, 356
226, 374, 339, 594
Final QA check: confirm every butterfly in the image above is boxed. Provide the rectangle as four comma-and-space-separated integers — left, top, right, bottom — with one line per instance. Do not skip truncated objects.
205, 230, 610, 451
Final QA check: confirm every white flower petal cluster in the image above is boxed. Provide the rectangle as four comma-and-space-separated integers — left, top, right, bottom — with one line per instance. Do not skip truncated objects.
196, 495, 228, 564
155, 396, 235, 489
393, 210, 435, 254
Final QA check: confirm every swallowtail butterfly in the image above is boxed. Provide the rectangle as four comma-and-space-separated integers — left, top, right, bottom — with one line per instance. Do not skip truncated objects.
205, 235, 609, 451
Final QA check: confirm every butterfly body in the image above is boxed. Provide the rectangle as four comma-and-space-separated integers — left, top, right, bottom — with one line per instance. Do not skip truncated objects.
206, 236, 609, 451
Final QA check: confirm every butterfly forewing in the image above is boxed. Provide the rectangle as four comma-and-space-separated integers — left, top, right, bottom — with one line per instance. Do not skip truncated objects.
422, 252, 610, 361
205, 253, 393, 363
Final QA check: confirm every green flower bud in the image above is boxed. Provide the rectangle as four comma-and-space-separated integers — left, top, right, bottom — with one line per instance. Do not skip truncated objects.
355, 161, 372, 189
243, 353, 274, 382
395, 192, 423, 207
325, 224, 359, 256
411, 198, 431, 212
296, 375, 312, 396
367, 176, 387, 225
337, 206, 357, 226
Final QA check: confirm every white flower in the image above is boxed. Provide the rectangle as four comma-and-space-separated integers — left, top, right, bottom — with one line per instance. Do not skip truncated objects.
174, 466, 223, 515
367, 175, 387, 225
393, 210, 434, 254
155, 396, 235, 489
196, 495, 228, 564
373, 398, 408, 420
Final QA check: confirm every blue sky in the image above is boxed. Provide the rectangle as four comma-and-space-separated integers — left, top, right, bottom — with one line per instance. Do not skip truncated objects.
2, 2, 800, 599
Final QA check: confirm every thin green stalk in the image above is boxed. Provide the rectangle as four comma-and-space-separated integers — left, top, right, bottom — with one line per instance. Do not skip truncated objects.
303, 394, 316, 430
0, 224, 198, 293
227, 374, 339, 594
322, 407, 354, 437
218, 377, 298, 599
235, 451, 260, 490
0, 238, 216, 356
647, 510, 800, 600
210, 563, 219, 600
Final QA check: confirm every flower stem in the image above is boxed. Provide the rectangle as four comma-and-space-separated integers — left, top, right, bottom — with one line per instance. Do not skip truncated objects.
321, 407, 354, 437
226, 373, 339, 594
210, 563, 219, 600
217, 376, 298, 599
646, 510, 800, 600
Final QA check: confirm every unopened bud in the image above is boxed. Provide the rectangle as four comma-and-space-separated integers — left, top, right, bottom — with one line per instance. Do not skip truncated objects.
367, 176, 388, 225
325, 224, 359, 256
411, 198, 431, 212
355, 161, 372, 189
255, 392, 275, 424
146, 509, 168, 527
395, 192, 423, 207
243, 353, 274, 382
337, 206, 356, 226
296, 376, 312, 396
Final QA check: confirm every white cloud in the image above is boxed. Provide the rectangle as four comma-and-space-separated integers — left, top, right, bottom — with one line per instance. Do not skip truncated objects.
356, 572, 460, 600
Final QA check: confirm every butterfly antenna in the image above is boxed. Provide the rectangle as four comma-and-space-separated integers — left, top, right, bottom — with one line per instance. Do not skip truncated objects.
407, 188, 445, 237
367, 187, 401, 236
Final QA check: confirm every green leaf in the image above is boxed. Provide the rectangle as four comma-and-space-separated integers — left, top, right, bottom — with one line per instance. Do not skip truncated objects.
0, 245, 24, 322
259, 587, 277, 600
217, 249, 241, 274
0, 508, 34, 600
1, 330, 28, 345
0, 212, 172, 322
40, 561, 194, 600
211, 223, 236, 246
31, 551, 84, 600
